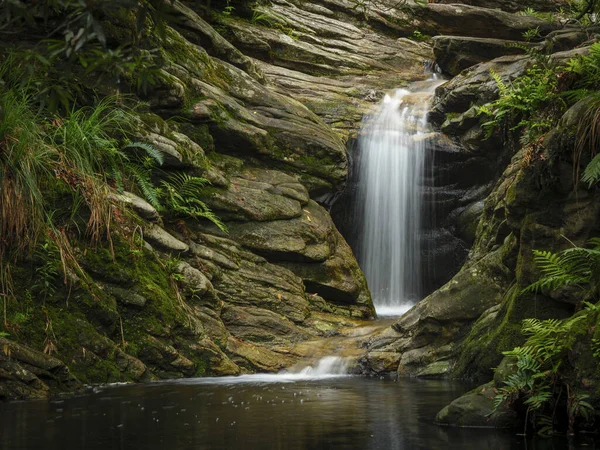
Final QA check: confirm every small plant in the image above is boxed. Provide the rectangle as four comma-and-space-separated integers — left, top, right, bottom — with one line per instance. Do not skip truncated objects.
410, 30, 429, 42
222, 0, 235, 16
0, 1, 172, 112
518, 8, 555, 22
494, 240, 600, 435
592, 338, 600, 359
522, 27, 541, 41
251, 8, 274, 26
32, 241, 61, 302
564, 43, 600, 101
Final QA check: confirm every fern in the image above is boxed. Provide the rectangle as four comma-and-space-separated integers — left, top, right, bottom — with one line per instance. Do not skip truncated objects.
127, 163, 161, 210
490, 68, 508, 97
478, 66, 559, 142
592, 338, 600, 359
523, 243, 600, 298
158, 173, 227, 233
582, 151, 600, 188
123, 141, 165, 166
495, 312, 594, 434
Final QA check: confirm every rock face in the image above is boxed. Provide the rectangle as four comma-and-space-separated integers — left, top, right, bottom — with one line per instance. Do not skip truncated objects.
4, 0, 413, 399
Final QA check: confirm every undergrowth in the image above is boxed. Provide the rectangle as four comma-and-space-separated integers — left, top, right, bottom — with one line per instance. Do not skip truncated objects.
494, 239, 600, 436
478, 42, 600, 187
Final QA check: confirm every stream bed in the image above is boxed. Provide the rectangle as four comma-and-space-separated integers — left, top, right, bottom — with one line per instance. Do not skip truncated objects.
1, 375, 597, 450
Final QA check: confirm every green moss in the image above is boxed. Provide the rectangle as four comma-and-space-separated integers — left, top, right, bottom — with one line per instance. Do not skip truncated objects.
179, 123, 215, 152
2, 232, 210, 386
452, 285, 527, 380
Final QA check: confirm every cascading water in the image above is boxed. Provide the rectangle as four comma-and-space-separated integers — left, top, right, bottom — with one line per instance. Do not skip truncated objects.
356, 76, 443, 317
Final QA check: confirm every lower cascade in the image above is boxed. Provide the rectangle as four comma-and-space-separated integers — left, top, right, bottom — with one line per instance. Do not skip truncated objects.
292, 356, 351, 377
181, 357, 352, 384
355, 79, 443, 316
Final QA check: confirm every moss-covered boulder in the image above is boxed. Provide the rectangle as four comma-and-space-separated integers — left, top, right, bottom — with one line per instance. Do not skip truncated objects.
435, 382, 518, 428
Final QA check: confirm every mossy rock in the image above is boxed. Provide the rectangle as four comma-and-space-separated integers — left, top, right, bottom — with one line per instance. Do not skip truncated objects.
436, 382, 518, 428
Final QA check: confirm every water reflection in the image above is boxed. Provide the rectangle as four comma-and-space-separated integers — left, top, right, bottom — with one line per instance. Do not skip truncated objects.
0, 377, 597, 450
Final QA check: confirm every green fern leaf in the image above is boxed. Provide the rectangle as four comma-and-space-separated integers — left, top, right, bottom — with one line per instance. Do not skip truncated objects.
123, 141, 164, 166
582, 153, 600, 187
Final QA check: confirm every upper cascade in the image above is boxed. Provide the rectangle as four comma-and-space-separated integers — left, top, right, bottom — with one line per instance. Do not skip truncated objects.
355, 77, 444, 317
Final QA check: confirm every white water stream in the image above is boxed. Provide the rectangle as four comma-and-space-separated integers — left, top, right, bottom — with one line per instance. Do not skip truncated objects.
170, 357, 352, 384
357, 77, 443, 317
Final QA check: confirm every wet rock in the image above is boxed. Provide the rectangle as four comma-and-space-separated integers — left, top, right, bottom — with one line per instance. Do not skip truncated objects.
140, 336, 195, 378
186, 338, 241, 376
281, 229, 374, 318
360, 351, 401, 374
363, 248, 512, 376
226, 336, 293, 372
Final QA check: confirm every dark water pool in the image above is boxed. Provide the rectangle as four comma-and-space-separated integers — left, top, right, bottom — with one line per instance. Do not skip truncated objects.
0, 375, 597, 450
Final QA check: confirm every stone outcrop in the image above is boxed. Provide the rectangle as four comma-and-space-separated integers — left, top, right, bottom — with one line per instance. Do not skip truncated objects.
433, 36, 530, 76
0, 338, 82, 400
431, 0, 568, 13
405, 3, 560, 40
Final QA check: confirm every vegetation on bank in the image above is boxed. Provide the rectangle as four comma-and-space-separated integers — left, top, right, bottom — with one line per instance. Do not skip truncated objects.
472, 10, 600, 435
0, 1, 226, 347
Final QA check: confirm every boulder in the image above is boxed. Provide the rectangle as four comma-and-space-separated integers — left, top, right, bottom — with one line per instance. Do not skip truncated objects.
431, 0, 568, 13
435, 382, 518, 428
408, 3, 560, 40
433, 36, 530, 76
228, 200, 335, 262
363, 248, 513, 376
429, 54, 532, 127
204, 175, 304, 222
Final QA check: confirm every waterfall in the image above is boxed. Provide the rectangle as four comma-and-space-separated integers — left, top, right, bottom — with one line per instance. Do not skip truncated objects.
294, 356, 350, 376
356, 79, 442, 317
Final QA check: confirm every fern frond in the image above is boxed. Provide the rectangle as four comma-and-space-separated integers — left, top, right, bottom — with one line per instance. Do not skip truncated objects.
582, 153, 600, 187
490, 68, 508, 97
123, 141, 164, 166
158, 172, 227, 233
127, 163, 161, 209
